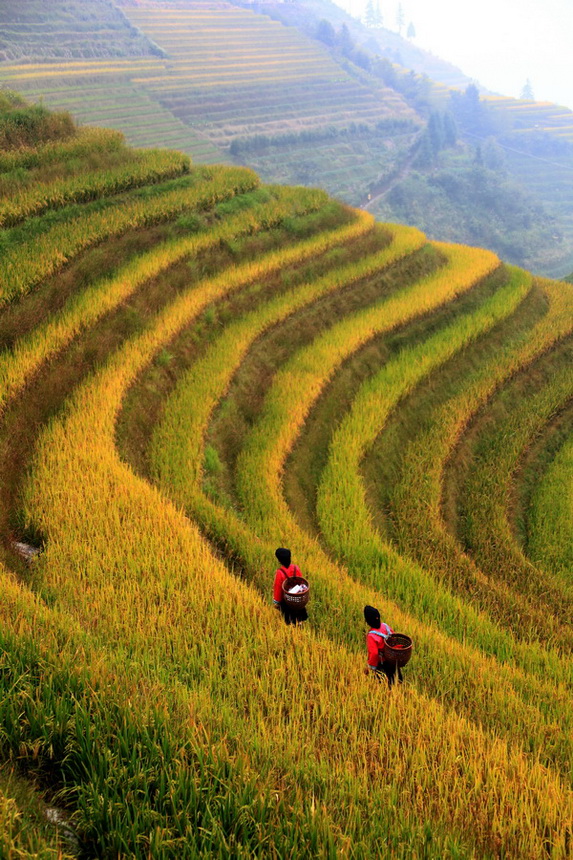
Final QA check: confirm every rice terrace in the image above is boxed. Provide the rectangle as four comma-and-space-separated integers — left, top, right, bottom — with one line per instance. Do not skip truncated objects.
0, 2, 572, 858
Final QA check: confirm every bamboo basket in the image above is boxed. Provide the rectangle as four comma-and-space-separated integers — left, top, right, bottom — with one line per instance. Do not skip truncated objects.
384, 633, 412, 667
282, 576, 310, 608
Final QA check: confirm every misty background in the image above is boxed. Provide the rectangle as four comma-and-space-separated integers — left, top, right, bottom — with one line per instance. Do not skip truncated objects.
334, 0, 572, 110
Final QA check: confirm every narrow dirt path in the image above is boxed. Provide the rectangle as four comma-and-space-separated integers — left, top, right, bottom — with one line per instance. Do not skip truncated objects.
358, 136, 422, 211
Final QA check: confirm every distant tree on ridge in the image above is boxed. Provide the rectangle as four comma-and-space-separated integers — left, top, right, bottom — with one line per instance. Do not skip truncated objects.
337, 23, 354, 56
364, 0, 377, 28
365, 0, 383, 28
520, 78, 534, 101
395, 3, 405, 35
316, 19, 336, 46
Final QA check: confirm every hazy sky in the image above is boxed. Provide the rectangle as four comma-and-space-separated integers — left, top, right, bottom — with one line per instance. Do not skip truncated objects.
334, 0, 572, 110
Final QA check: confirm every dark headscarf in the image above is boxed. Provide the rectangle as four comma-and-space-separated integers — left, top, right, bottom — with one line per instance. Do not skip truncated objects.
364, 605, 381, 629
275, 547, 291, 567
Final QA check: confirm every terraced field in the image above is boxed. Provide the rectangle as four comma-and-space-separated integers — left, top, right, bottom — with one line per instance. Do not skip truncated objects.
1, 109, 573, 857
122, 3, 416, 144
484, 96, 573, 142
0, 0, 421, 195
0, 0, 157, 61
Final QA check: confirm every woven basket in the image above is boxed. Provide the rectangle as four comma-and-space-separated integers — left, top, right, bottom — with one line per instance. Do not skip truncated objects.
384, 633, 412, 667
282, 576, 310, 608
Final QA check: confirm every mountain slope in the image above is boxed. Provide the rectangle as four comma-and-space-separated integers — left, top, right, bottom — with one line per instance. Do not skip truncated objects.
1, 0, 572, 275
0, 102, 572, 857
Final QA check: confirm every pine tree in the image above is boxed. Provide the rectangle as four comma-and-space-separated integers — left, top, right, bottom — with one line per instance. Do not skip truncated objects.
395, 3, 405, 35
337, 24, 354, 56
364, 0, 377, 29
442, 112, 457, 146
414, 132, 434, 168
483, 137, 506, 171
427, 112, 444, 154
407, 21, 416, 38
316, 19, 336, 46
520, 78, 534, 101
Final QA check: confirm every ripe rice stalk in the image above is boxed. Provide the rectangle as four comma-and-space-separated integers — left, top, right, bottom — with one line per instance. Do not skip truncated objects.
388, 278, 573, 648
458, 345, 573, 606
314, 266, 565, 672
0, 126, 124, 173
150, 251, 573, 771
0, 184, 332, 409
21, 242, 573, 860
528, 433, 573, 577
0, 165, 259, 305
0, 148, 190, 227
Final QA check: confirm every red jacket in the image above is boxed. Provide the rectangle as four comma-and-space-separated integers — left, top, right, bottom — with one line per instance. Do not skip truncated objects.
366, 623, 393, 669
273, 563, 301, 604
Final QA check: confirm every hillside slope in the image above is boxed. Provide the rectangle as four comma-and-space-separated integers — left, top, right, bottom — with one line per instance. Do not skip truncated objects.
1, 0, 572, 276
0, 0, 161, 61
0, 103, 572, 857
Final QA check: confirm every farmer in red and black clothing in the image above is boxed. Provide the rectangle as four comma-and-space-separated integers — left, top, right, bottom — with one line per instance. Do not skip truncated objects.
273, 547, 308, 625
364, 605, 403, 688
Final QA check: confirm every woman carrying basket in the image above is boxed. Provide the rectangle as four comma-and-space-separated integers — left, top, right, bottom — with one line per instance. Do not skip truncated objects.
364, 605, 403, 688
273, 547, 308, 625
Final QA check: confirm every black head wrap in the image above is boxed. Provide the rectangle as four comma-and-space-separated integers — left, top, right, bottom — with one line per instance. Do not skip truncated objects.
275, 547, 291, 567
364, 605, 381, 628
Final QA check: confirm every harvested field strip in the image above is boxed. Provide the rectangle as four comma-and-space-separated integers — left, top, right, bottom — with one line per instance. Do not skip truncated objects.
148, 243, 573, 775
156, 44, 320, 57
130, 21, 315, 36
130, 14, 280, 24
168, 89, 393, 112
528, 432, 573, 578
0, 185, 328, 411
454, 336, 573, 606
157, 40, 319, 55
59, 104, 159, 122
138, 70, 342, 87
0, 147, 189, 228
164, 90, 386, 114
0, 59, 161, 72
20, 235, 573, 859
0, 66, 163, 82
384, 279, 573, 648
159, 58, 330, 73
159, 46, 332, 59
23, 85, 150, 102
194, 105, 390, 126
0, 165, 258, 305
155, 45, 321, 56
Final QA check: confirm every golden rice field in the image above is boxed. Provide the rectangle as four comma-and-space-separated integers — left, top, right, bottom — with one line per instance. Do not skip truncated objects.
0, 112, 572, 858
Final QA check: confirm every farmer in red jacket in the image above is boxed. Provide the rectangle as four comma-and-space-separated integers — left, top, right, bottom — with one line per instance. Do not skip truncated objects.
273, 547, 308, 625
364, 604, 403, 687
